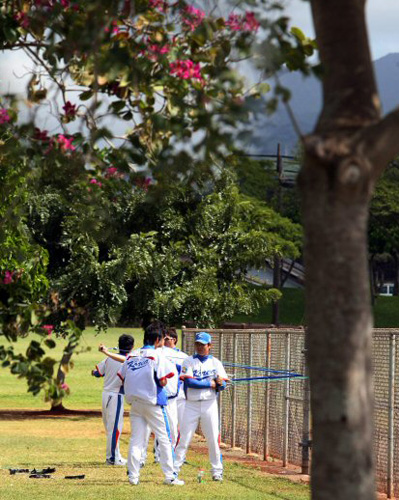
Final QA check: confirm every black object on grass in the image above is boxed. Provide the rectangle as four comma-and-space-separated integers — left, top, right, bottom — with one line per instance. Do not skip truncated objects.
29, 474, 51, 478
9, 469, 29, 475
31, 467, 56, 474
64, 475, 85, 479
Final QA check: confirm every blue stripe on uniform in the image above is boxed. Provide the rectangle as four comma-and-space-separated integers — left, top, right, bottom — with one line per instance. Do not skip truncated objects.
161, 406, 176, 461
110, 394, 122, 462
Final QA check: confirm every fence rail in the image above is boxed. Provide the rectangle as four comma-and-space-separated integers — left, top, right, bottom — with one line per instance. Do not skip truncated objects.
182, 327, 399, 498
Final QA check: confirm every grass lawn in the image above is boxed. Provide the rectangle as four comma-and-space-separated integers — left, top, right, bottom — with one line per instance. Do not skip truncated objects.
0, 327, 143, 410
0, 414, 310, 500
0, 326, 310, 499
233, 288, 399, 328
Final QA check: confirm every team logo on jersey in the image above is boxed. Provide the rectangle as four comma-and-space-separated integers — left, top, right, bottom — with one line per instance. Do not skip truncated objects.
127, 358, 149, 371
182, 366, 187, 374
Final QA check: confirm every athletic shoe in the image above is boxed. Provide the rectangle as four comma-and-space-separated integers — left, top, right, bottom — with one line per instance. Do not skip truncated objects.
164, 477, 185, 486
105, 459, 114, 465
212, 474, 223, 482
128, 475, 139, 485
114, 458, 127, 466
139, 461, 145, 469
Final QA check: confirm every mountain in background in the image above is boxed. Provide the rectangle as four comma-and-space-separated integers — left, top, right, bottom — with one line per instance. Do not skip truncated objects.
249, 53, 399, 155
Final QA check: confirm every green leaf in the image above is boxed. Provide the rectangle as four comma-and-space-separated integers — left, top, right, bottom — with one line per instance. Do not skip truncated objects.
291, 27, 306, 41
79, 90, 94, 101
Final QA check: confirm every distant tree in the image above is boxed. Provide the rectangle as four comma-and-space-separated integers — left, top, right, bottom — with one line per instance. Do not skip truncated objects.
0, 0, 307, 408
369, 162, 399, 295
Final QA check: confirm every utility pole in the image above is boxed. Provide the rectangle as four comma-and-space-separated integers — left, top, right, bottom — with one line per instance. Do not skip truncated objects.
272, 143, 283, 325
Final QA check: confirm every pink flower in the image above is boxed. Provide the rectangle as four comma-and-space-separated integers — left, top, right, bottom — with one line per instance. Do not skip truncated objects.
182, 5, 205, 31
89, 178, 102, 187
34, 128, 50, 142
149, 0, 168, 12
14, 12, 30, 28
107, 167, 118, 175
42, 324, 54, 336
60, 383, 69, 390
62, 101, 76, 117
0, 109, 11, 125
226, 14, 242, 31
170, 60, 202, 80
145, 43, 170, 61
60, 0, 70, 7
226, 11, 259, 33
243, 12, 260, 32
3, 271, 14, 284
57, 134, 76, 152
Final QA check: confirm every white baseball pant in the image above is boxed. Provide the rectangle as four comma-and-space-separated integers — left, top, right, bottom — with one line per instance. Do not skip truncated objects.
141, 397, 178, 463
174, 398, 223, 475
102, 391, 124, 462
128, 397, 175, 481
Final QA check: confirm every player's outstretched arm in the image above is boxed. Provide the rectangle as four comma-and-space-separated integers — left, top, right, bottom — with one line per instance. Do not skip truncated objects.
98, 344, 125, 363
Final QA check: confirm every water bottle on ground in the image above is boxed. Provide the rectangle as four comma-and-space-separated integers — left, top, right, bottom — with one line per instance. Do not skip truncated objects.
197, 469, 204, 483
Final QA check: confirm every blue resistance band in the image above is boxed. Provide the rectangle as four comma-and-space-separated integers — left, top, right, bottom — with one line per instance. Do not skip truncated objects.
223, 362, 300, 375
231, 374, 306, 383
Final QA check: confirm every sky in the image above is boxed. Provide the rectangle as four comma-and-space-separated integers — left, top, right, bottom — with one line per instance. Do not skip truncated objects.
286, 0, 399, 61
1, 0, 398, 95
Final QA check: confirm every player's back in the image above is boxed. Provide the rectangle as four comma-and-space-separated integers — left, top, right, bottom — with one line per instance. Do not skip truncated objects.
96, 357, 124, 393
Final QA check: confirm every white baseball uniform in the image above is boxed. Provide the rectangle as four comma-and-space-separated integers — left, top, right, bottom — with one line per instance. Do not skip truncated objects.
174, 354, 228, 475
94, 357, 125, 463
118, 345, 176, 482
142, 346, 188, 463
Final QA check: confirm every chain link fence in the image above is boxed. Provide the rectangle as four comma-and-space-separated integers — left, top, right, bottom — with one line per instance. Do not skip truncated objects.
182, 327, 399, 498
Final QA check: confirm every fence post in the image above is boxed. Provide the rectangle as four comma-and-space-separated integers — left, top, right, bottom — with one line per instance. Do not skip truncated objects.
283, 331, 290, 467
301, 330, 311, 474
246, 332, 253, 454
181, 325, 186, 352
231, 332, 237, 449
387, 333, 396, 498
218, 332, 224, 440
264, 330, 271, 460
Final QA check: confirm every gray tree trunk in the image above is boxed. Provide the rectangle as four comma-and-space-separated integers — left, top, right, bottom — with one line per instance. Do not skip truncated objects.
298, 0, 399, 498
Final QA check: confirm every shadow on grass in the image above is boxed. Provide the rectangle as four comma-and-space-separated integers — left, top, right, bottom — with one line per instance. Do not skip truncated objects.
0, 409, 104, 420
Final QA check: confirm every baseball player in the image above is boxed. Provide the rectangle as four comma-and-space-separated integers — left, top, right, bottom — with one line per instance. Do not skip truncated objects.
92, 333, 134, 466
174, 331, 228, 481
143, 327, 188, 464
99, 322, 184, 486
163, 328, 188, 429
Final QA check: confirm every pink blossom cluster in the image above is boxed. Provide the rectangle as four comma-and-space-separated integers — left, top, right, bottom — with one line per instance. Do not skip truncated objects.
170, 60, 202, 80
145, 43, 170, 61
57, 134, 76, 152
60, 382, 69, 390
34, 128, 50, 142
62, 101, 77, 118
89, 178, 103, 188
14, 11, 30, 28
105, 166, 123, 179
149, 0, 168, 12
34, 0, 71, 8
3, 270, 15, 285
42, 324, 54, 336
0, 109, 11, 125
226, 11, 260, 32
182, 5, 205, 31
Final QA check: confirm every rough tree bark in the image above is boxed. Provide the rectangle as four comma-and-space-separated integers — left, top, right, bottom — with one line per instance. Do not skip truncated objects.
298, 1, 399, 498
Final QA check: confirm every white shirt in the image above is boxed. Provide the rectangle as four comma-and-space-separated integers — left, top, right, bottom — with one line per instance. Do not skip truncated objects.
160, 346, 188, 400
96, 357, 124, 393
181, 355, 228, 401
118, 346, 175, 406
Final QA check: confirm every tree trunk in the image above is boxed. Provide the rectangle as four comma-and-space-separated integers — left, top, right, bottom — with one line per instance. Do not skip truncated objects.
393, 253, 399, 296
298, 0, 399, 497
299, 154, 375, 500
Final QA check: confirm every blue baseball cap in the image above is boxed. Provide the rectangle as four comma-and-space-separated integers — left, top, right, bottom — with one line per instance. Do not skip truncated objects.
195, 332, 212, 344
